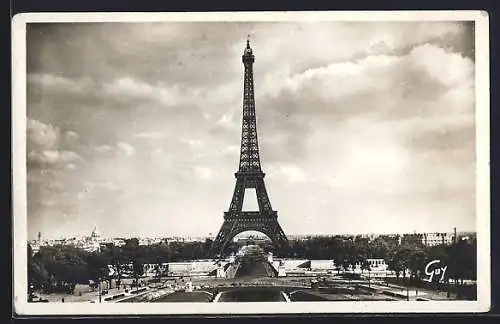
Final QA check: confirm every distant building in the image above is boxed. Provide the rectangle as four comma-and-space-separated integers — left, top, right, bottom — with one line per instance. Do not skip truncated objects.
358, 233, 378, 241
366, 258, 388, 271
29, 241, 40, 255
310, 260, 334, 271
80, 226, 102, 252
136, 237, 164, 246
82, 241, 100, 253
90, 225, 100, 241
113, 239, 126, 247
142, 263, 168, 277
422, 232, 455, 246
373, 234, 401, 245
352, 258, 388, 273
458, 232, 476, 243
138, 238, 150, 246
235, 235, 270, 245
401, 233, 424, 246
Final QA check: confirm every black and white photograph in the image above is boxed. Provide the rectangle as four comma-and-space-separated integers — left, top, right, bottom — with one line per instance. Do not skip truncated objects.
12, 11, 490, 315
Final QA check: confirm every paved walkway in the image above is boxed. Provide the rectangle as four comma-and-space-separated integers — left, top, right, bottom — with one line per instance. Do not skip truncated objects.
35, 286, 125, 303
32, 280, 151, 303
364, 283, 458, 301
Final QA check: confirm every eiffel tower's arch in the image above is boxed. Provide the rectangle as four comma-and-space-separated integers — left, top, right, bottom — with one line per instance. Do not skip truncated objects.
218, 226, 284, 255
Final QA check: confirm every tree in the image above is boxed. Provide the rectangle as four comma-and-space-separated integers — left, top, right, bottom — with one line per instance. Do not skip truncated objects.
107, 247, 126, 288
132, 256, 144, 286
341, 257, 351, 273
461, 239, 477, 281
224, 241, 239, 257
86, 252, 110, 291
354, 236, 370, 274
333, 254, 344, 273
28, 244, 52, 292
202, 239, 213, 258
408, 249, 427, 281
370, 236, 390, 259
154, 256, 164, 279
387, 249, 405, 278
361, 259, 371, 274
125, 238, 140, 248
397, 245, 413, 278
447, 239, 477, 285
38, 246, 89, 294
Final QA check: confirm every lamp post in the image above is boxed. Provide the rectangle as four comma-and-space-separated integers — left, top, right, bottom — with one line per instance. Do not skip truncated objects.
28, 283, 34, 302
98, 277, 102, 303
415, 272, 419, 297
453, 227, 460, 299
406, 277, 410, 301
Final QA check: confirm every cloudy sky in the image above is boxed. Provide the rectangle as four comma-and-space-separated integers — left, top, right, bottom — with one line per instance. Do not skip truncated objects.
26, 21, 476, 240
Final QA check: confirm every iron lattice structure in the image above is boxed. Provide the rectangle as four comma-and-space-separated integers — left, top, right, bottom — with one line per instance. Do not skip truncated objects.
210, 40, 289, 257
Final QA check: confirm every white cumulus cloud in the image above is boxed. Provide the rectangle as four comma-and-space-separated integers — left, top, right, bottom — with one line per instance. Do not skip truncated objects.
117, 142, 136, 157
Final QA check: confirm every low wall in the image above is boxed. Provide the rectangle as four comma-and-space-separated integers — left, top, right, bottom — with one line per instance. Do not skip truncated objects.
225, 263, 240, 279
112, 287, 150, 302
384, 277, 477, 300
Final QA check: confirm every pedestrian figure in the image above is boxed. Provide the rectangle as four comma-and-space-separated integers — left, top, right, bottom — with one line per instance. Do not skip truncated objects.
61, 298, 65, 303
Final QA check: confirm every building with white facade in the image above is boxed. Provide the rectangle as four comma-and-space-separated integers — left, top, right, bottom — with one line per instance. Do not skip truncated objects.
113, 239, 126, 247
351, 258, 388, 275
422, 232, 455, 246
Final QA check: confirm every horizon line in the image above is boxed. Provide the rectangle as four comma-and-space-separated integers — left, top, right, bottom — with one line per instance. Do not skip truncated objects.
29, 229, 477, 241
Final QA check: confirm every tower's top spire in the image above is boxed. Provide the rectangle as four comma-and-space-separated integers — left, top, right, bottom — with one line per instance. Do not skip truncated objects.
242, 35, 254, 63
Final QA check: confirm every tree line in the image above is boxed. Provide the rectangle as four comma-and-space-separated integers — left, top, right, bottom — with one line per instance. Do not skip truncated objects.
28, 238, 215, 294
28, 235, 476, 294
275, 235, 476, 283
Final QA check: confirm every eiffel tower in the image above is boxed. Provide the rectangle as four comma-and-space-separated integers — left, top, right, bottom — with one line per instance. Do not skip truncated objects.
210, 39, 288, 257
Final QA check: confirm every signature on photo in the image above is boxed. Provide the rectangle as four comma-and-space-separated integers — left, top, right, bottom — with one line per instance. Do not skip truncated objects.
422, 260, 448, 283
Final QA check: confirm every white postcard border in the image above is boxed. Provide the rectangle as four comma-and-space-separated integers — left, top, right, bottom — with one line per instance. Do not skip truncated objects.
12, 10, 491, 315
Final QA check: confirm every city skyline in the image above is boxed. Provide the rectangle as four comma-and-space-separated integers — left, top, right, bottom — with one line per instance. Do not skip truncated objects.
27, 21, 476, 240
28, 226, 476, 241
